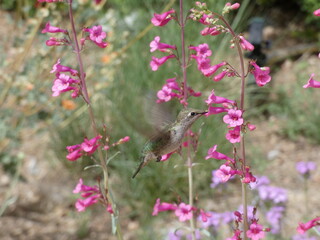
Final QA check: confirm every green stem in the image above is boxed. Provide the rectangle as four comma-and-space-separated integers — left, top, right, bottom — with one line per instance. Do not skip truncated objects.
179, 0, 196, 239
67, 1, 123, 239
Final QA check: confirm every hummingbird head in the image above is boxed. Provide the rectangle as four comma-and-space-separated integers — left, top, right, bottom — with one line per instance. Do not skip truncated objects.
176, 108, 207, 128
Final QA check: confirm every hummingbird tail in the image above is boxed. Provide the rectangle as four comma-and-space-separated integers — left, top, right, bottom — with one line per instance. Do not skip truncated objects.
132, 162, 144, 179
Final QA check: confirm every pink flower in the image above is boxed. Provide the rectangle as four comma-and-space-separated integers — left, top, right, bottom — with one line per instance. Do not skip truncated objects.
246, 222, 266, 240
303, 74, 320, 88
314, 8, 320, 16
247, 123, 256, 131
207, 106, 229, 115
66, 147, 83, 161
215, 164, 234, 182
201, 27, 220, 36
46, 37, 63, 46
239, 36, 254, 51
83, 25, 108, 48
225, 2, 240, 10
198, 14, 213, 25
250, 61, 271, 87
175, 203, 194, 222
226, 126, 241, 143
297, 217, 320, 234
213, 70, 228, 81
205, 145, 234, 161
73, 179, 102, 212
151, 9, 175, 26
152, 198, 177, 216
150, 54, 175, 71
226, 229, 242, 240
242, 166, 256, 184
41, 22, 67, 34
52, 73, 79, 97
200, 209, 212, 222
223, 109, 244, 127
189, 43, 212, 58
150, 36, 176, 52
160, 152, 174, 161
81, 135, 102, 154
51, 58, 78, 76
205, 89, 235, 105
157, 85, 174, 102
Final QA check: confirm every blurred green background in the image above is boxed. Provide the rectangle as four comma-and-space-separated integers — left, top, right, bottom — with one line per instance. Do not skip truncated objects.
1, 0, 320, 239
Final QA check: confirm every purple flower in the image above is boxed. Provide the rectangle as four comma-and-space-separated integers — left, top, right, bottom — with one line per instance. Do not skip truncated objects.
292, 233, 317, 240
258, 186, 287, 204
296, 161, 317, 177
249, 175, 270, 190
266, 206, 285, 234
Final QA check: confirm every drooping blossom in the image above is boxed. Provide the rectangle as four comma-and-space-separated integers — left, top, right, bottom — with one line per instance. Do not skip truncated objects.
242, 166, 256, 183
205, 145, 234, 162
246, 222, 267, 240
296, 161, 317, 177
150, 54, 176, 71
211, 169, 235, 188
46, 37, 68, 46
239, 36, 254, 51
73, 178, 102, 212
175, 203, 194, 222
151, 9, 175, 26
150, 36, 176, 52
297, 217, 320, 234
51, 58, 78, 76
207, 106, 229, 115
303, 74, 320, 88
223, 109, 244, 127
226, 126, 241, 143
41, 22, 67, 34
314, 8, 320, 16
250, 61, 272, 87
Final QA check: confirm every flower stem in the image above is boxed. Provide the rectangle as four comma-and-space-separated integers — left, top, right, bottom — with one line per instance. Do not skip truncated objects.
214, 12, 248, 238
67, 1, 123, 238
179, 0, 196, 239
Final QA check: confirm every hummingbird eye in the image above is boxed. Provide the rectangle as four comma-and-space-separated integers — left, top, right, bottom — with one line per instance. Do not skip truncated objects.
190, 112, 196, 116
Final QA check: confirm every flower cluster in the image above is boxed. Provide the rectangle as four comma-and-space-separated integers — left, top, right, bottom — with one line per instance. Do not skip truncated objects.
152, 198, 210, 223
296, 161, 317, 178
66, 135, 102, 161
156, 77, 201, 105
73, 178, 113, 213
189, 43, 226, 78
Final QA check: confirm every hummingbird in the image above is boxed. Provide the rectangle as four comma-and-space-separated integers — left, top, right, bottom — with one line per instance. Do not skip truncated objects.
132, 108, 207, 178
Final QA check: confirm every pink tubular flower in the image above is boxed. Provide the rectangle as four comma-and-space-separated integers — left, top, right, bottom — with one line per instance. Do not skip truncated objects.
66, 146, 83, 161
297, 217, 320, 234
250, 61, 272, 86
225, 2, 240, 10
223, 109, 244, 127
201, 61, 226, 77
226, 126, 241, 143
175, 203, 194, 222
151, 9, 175, 26
52, 73, 80, 97
189, 43, 212, 58
239, 36, 254, 51
51, 58, 78, 76
41, 22, 67, 34
215, 164, 234, 182
246, 222, 266, 240
152, 198, 177, 216
73, 179, 102, 212
247, 123, 256, 131
213, 70, 228, 81
303, 74, 320, 88
205, 89, 235, 105
200, 209, 212, 222
46, 37, 63, 46
207, 106, 229, 115
83, 25, 108, 48
150, 54, 175, 71
150, 36, 176, 52
314, 8, 320, 16
201, 27, 220, 36
81, 135, 102, 154
226, 229, 242, 240
205, 145, 233, 161
242, 166, 256, 183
